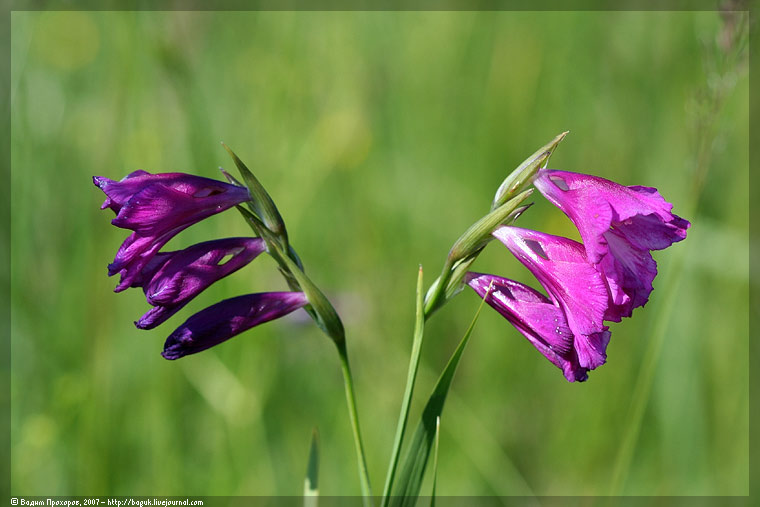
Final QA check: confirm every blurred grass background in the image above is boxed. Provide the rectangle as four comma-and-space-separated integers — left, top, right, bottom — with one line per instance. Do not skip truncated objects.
10, 10, 748, 497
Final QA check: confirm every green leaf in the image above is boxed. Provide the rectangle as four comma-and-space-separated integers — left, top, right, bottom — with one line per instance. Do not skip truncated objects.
491, 131, 568, 210
430, 416, 440, 507
389, 292, 489, 506
222, 142, 289, 243
304, 428, 319, 507
381, 267, 426, 505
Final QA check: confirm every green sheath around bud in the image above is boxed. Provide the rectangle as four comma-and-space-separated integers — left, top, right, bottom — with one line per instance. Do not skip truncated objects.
449, 188, 534, 264
424, 190, 534, 317
491, 131, 568, 210
222, 143, 289, 243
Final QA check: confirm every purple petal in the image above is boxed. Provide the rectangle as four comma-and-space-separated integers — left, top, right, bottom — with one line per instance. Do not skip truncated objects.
127, 251, 173, 289
145, 237, 266, 306
533, 169, 689, 317
110, 179, 250, 236
492, 226, 611, 369
162, 292, 309, 360
93, 171, 250, 214
108, 231, 180, 292
93, 171, 182, 213
135, 305, 183, 330
533, 169, 689, 262
573, 327, 611, 370
598, 229, 658, 321
96, 172, 252, 292
130, 238, 267, 330
466, 272, 589, 382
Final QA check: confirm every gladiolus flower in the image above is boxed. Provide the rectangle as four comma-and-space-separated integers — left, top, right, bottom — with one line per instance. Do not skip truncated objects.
533, 169, 690, 321
162, 292, 309, 359
491, 226, 612, 371
466, 272, 591, 382
93, 171, 251, 291
130, 237, 266, 330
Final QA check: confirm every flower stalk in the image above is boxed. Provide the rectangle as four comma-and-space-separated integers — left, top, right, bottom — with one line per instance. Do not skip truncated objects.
381, 267, 425, 504
336, 338, 374, 505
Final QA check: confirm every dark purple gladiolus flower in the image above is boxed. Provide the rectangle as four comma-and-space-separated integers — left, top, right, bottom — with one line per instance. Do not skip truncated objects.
533, 169, 690, 321
492, 226, 611, 370
131, 237, 267, 330
93, 171, 251, 291
162, 292, 309, 360
466, 272, 590, 382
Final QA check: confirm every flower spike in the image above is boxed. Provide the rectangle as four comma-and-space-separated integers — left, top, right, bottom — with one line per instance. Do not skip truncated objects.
94, 172, 251, 291
491, 131, 568, 210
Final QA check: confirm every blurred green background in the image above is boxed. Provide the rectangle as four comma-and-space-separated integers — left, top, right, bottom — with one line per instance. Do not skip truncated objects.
10, 10, 748, 498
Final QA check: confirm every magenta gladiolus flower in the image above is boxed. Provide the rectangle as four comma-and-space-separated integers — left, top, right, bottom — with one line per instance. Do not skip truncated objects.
131, 237, 267, 330
466, 272, 590, 382
533, 169, 690, 321
162, 292, 309, 359
94, 171, 251, 291
491, 226, 612, 371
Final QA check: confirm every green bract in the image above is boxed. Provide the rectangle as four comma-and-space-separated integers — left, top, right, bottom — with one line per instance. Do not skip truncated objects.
491, 130, 568, 210
223, 142, 289, 245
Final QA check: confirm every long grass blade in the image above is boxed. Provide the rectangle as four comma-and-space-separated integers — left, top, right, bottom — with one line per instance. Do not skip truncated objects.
304, 428, 319, 507
381, 266, 426, 505
389, 289, 489, 506
430, 416, 441, 507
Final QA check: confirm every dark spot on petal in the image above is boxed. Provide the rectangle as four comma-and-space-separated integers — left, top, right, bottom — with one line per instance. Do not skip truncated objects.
194, 187, 225, 198
525, 239, 549, 260
549, 175, 570, 191
496, 284, 514, 300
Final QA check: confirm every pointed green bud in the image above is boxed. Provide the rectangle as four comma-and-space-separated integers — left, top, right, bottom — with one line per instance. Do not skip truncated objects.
491, 131, 568, 210
424, 190, 534, 317
444, 206, 533, 300
449, 188, 533, 264
222, 142, 289, 243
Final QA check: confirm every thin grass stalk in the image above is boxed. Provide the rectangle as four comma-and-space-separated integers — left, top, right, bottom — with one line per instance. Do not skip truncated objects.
381, 267, 425, 505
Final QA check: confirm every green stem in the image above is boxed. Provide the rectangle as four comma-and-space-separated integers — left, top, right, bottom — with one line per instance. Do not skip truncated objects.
336, 339, 374, 506
381, 268, 425, 504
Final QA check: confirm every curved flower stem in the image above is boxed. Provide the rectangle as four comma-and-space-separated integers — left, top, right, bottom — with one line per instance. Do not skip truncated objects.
335, 338, 374, 506
236, 206, 372, 501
